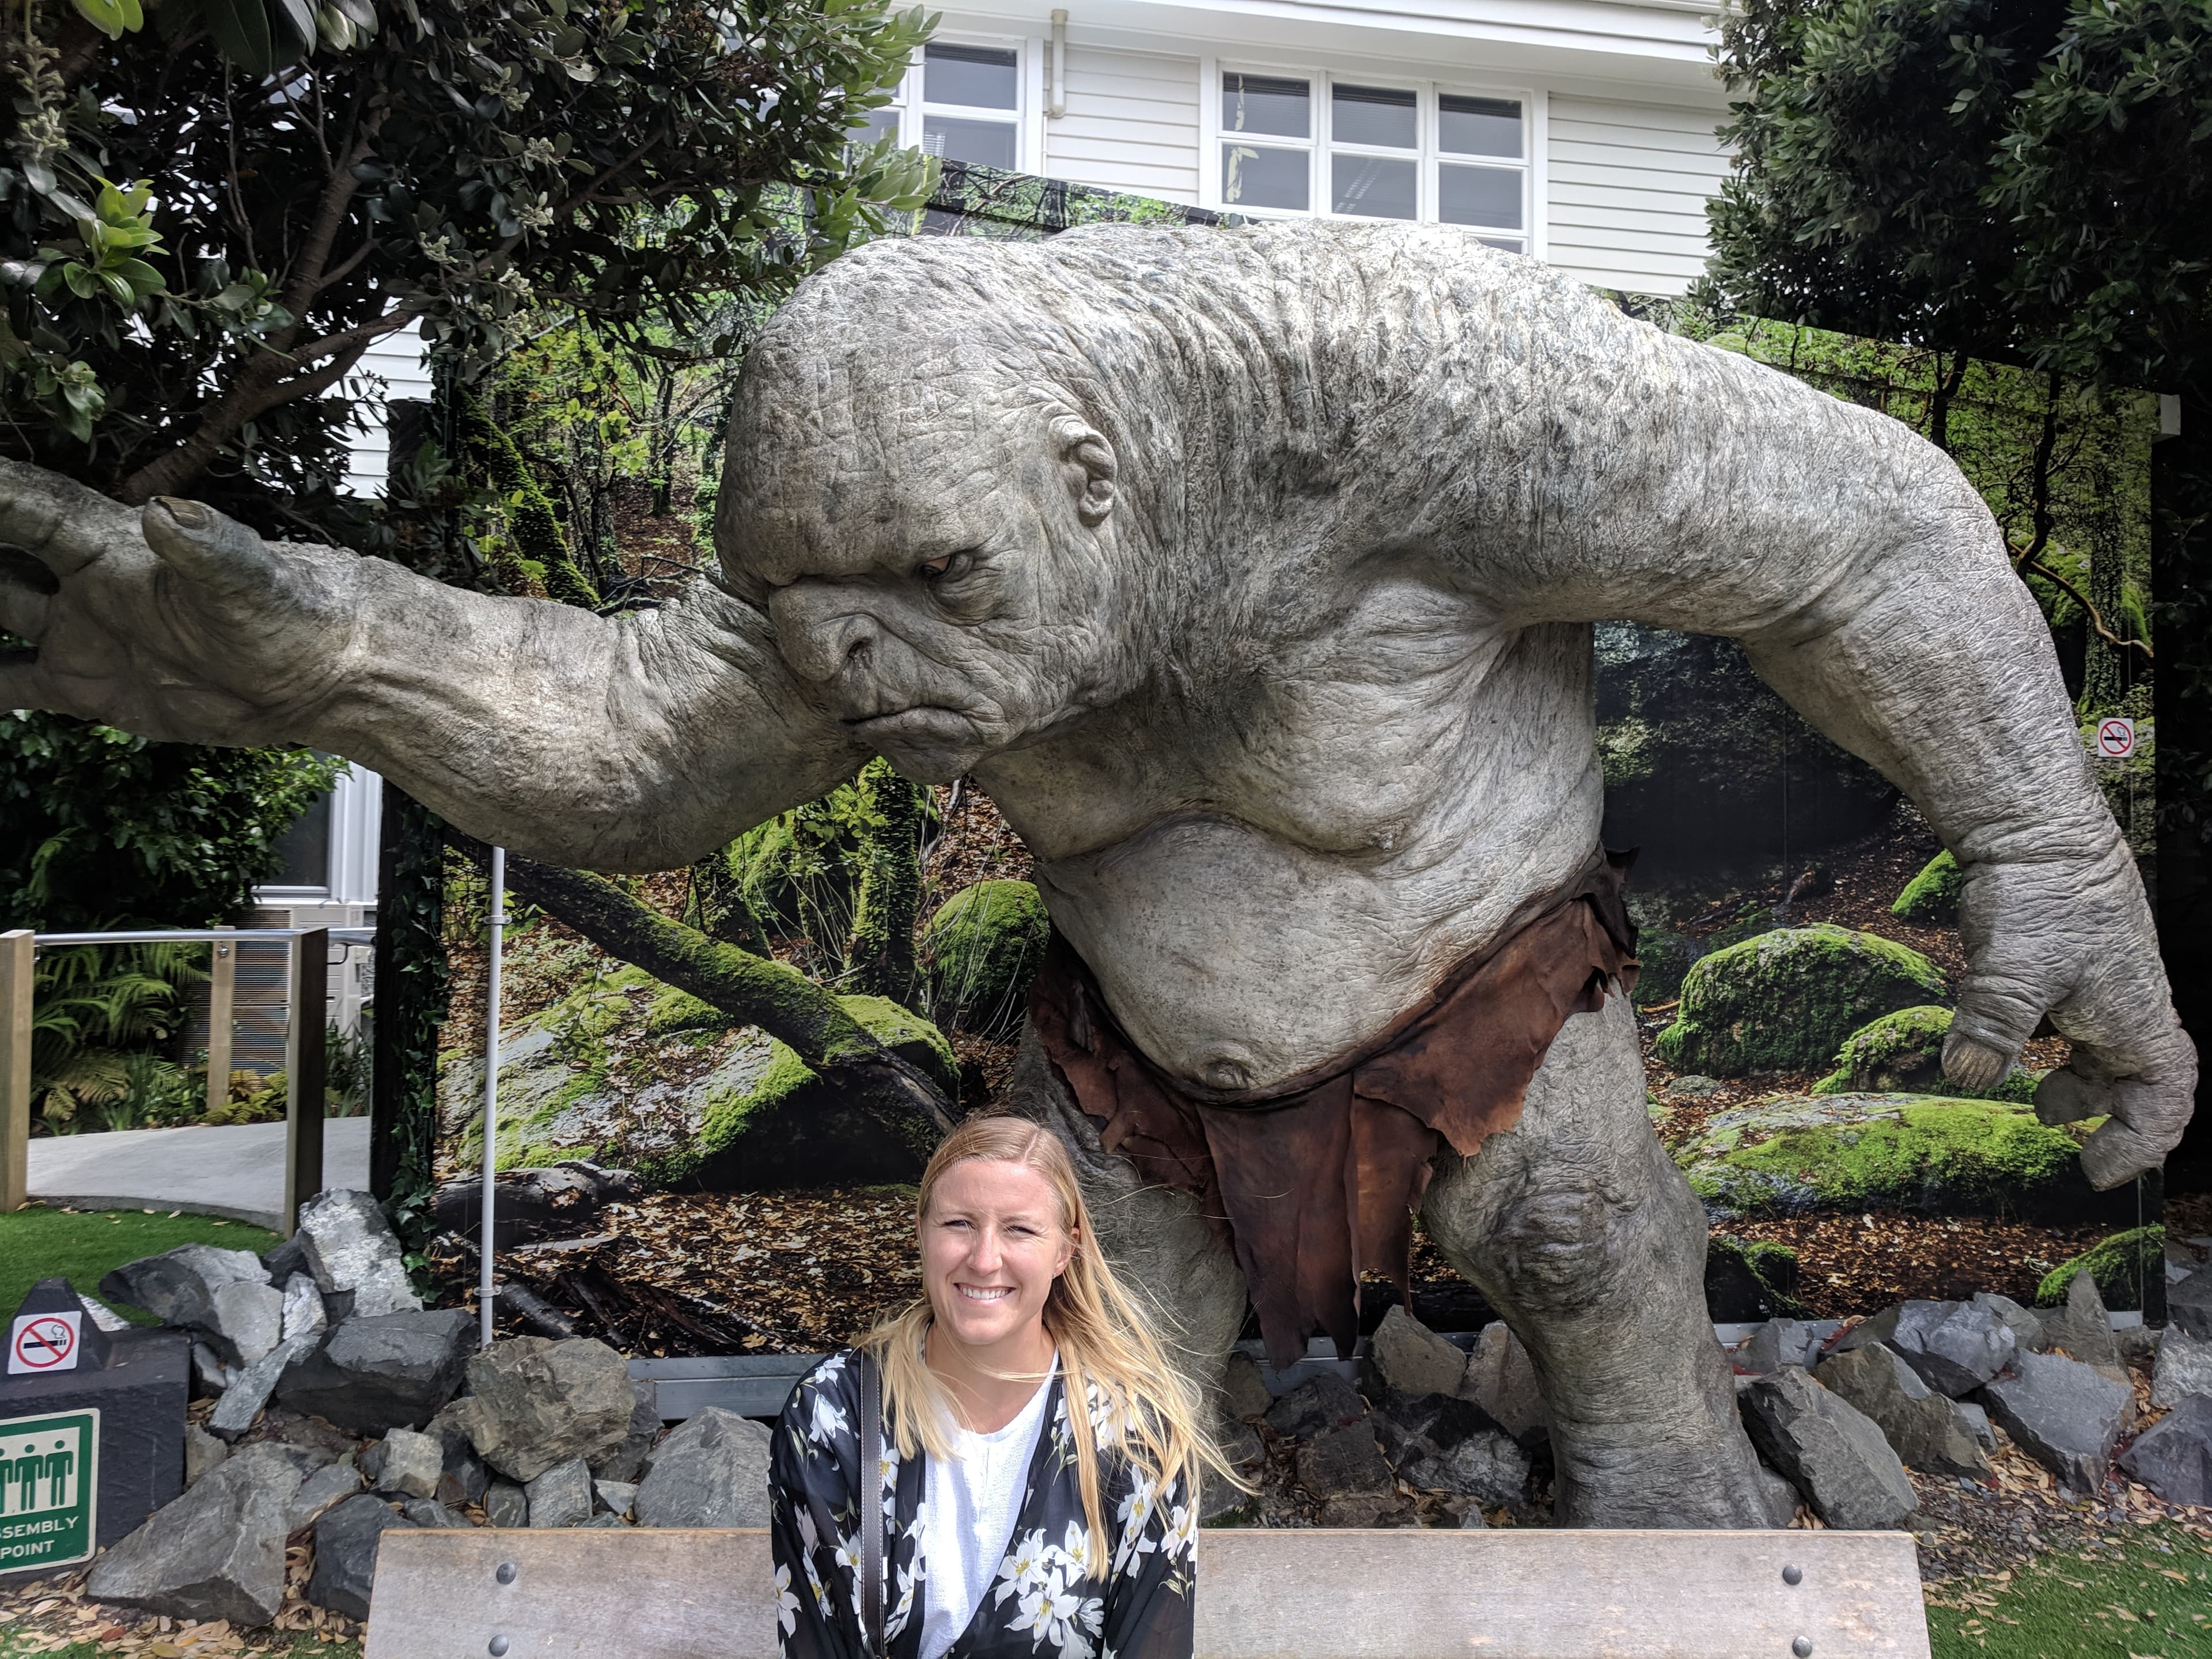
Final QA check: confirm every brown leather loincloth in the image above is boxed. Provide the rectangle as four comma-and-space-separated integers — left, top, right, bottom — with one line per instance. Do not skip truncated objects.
1028, 854, 1639, 1368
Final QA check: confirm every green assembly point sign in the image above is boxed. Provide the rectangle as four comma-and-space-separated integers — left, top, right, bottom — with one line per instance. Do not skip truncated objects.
0, 1409, 98, 1576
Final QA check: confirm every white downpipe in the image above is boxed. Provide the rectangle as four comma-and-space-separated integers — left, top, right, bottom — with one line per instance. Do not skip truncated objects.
1049, 10, 1067, 119
479, 846, 507, 1349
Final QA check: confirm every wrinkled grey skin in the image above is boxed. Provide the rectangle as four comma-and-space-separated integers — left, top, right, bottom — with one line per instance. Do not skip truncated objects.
1, 222, 2191, 1525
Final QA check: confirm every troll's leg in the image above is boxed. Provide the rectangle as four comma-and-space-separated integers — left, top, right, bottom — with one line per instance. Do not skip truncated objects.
1421, 995, 1789, 1527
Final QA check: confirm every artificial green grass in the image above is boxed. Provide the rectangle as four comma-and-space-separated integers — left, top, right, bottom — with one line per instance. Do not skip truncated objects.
0, 1204, 279, 1326
1923, 1524, 2212, 1657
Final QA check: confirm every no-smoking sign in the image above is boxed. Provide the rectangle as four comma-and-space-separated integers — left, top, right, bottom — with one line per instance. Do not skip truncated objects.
2096, 717, 2136, 759
9, 1310, 82, 1374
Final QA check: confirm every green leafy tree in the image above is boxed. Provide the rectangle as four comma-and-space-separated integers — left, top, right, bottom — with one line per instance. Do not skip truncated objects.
0, 710, 340, 929
1702, 0, 2212, 1174
0, 0, 935, 526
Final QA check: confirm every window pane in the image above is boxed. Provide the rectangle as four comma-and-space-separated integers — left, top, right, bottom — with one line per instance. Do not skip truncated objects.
1439, 162, 1522, 229
1224, 73, 1310, 139
923, 115, 1017, 170
1478, 236, 1524, 253
925, 43, 1018, 110
1223, 142, 1309, 210
1332, 153, 1416, 219
851, 106, 902, 145
271, 792, 332, 889
1331, 83, 1416, 149
1439, 93, 1522, 158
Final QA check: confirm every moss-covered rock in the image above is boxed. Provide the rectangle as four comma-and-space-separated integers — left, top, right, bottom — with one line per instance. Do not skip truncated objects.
1704, 1233, 1807, 1322
1891, 850, 1963, 925
1653, 924, 1948, 1077
922, 880, 1050, 1038
439, 971, 955, 1191
658, 994, 956, 1191
1673, 1093, 2092, 1220
1810, 1005, 2037, 1103
2035, 1225, 2164, 1312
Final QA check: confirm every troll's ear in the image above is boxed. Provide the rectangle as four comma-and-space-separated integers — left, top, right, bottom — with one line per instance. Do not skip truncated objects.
1050, 415, 1117, 527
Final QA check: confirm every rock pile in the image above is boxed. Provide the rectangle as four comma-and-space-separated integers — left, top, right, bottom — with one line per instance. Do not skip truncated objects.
76, 1189, 782, 1628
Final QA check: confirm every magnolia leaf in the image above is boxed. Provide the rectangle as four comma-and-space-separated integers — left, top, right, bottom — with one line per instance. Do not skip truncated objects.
272, 0, 315, 48
68, 0, 135, 40
329, 0, 375, 29
203, 0, 277, 73
111, 257, 166, 299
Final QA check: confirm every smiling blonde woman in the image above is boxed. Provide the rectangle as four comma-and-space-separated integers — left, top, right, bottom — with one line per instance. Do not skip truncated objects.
768, 1116, 1243, 1659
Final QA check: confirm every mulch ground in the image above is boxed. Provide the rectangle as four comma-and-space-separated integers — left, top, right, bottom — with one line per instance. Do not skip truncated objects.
1726, 1211, 2116, 1317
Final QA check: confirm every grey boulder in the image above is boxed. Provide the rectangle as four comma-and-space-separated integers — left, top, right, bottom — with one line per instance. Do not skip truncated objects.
2150, 1325, 2212, 1409
287, 1460, 365, 1533
1369, 1306, 1469, 1399
594, 1478, 639, 1518
1374, 1392, 1529, 1507
588, 1377, 664, 1484
1462, 1321, 1548, 1445
281, 1271, 329, 1344
1737, 1368, 1915, 1530
184, 1424, 228, 1486
2117, 1395, 2212, 1508
401, 1497, 472, 1528
2039, 1271, 2125, 1380
444, 1336, 634, 1483
1263, 1372, 1367, 1440
85, 1441, 318, 1626
2169, 1263, 2212, 1340
527, 1455, 596, 1528
99, 1245, 272, 1364
275, 1308, 475, 1434
1296, 1418, 1395, 1499
206, 1333, 316, 1442
1953, 1401, 1996, 1449
308, 1494, 415, 1620
484, 1480, 529, 1528
294, 1189, 422, 1319
361, 1427, 445, 1499
1979, 1349, 2134, 1495
1221, 1351, 1272, 1422
632, 1406, 772, 1528
1969, 1292, 2046, 1354
1815, 1343, 1988, 1479
1884, 1299, 2016, 1397
1740, 1318, 1823, 1375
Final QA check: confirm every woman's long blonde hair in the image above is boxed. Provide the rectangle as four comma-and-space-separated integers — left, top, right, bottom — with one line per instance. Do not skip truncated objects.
857, 1115, 1245, 1559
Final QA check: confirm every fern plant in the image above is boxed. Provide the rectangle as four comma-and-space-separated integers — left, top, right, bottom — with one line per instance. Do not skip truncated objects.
29, 941, 206, 1132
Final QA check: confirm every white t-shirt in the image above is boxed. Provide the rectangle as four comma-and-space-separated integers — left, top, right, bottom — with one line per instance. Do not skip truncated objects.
917, 1361, 1058, 1659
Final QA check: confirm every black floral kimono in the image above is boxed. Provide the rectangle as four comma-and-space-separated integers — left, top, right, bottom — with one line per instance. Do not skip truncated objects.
770, 1351, 1198, 1659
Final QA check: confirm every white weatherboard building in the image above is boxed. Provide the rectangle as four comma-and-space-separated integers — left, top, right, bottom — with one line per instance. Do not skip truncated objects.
317, 0, 1732, 946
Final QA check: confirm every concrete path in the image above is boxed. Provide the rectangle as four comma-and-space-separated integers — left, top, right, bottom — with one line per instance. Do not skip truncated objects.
26, 1118, 374, 1231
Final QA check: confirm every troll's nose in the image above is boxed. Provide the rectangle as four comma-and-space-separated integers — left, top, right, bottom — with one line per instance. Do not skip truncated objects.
771, 588, 881, 685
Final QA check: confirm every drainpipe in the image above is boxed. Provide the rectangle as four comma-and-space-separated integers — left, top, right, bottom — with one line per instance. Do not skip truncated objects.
1049, 10, 1067, 118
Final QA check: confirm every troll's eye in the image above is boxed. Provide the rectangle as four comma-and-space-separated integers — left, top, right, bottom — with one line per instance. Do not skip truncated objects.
915, 555, 953, 581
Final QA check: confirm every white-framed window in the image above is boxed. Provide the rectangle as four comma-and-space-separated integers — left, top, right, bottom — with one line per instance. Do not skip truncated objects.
1205, 65, 1532, 251
854, 37, 1035, 173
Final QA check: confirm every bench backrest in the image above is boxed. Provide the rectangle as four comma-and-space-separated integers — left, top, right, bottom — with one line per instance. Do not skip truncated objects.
364, 1527, 1930, 1658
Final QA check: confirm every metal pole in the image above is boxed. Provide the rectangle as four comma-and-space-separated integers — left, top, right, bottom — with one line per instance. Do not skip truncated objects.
1, 930, 32, 1213
283, 929, 329, 1234
480, 847, 507, 1347
204, 925, 235, 1120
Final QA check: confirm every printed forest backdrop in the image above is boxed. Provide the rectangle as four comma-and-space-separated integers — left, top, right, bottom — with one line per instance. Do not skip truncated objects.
4, 158, 2180, 1351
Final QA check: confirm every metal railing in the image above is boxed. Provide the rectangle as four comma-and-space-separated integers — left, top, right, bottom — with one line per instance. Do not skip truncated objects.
0, 924, 375, 1234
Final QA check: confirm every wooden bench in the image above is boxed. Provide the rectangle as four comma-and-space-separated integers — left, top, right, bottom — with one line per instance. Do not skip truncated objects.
364, 1527, 1931, 1658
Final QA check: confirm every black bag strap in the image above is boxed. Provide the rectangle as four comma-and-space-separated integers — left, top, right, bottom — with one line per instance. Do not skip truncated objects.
858, 1349, 886, 1659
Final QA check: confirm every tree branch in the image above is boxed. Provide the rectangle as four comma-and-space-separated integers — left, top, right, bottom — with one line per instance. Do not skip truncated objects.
2014, 546, 2156, 661
454, 836, 959, 1140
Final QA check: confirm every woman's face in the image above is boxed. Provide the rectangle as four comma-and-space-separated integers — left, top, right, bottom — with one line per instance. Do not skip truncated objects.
921, 1156, 1074, 1353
